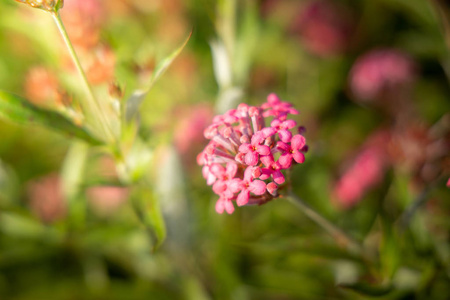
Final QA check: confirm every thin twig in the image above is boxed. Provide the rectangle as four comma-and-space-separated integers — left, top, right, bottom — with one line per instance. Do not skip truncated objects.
286, 192, 364, 255
396, 174, 450, 232
52, 12, 114, 142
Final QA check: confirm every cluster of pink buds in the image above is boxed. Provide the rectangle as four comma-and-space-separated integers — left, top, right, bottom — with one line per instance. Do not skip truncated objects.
197, 94, 308, 214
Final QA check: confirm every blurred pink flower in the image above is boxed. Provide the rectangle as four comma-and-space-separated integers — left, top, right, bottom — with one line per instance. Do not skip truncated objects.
62, 0, 105, 49
389, 120, 450, 184
447, 178, 450, 188
349, 49, 417, 101
87, 186, 129, 216
24, 66, 60, 106
293, 0, 354, 57
198, 93, 307, 214
27, 174, 66, 223
84, 45, 116, 84
174, 104, 213, 156
333, 131, 390, 208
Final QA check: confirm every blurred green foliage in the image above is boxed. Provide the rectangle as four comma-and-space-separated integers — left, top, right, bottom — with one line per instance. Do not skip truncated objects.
0, 0, 449, 299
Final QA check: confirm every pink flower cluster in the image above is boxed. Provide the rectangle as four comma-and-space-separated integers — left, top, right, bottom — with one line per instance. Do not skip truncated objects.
333, 147, 387, 208
333, 131, 389, 208
293, 0, 354, 57
197, 94, 307, 214
349, 49, 417, 101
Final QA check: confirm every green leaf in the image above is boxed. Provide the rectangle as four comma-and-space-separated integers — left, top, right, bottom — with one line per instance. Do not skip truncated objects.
0, 159, 19, 206
131, 187, 166, 251
380, 216, 402, 280
0, 91, 102, 145
61, 141, 89, 202
338, 282, 394, 297
0, 212, 61, 242
125, 31, 192, 121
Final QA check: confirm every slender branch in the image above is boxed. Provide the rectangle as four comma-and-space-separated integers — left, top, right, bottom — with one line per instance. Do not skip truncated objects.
429, 0, 450, 50
51, 12, 114, 142
398, 187, 430, 232
286, 192, 364, 255
397, 177, 445, 232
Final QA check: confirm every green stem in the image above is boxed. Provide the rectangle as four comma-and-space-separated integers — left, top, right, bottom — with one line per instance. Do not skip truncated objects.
429, 0, 450, 50
51, 12, 114, 142
286, 192, 364, 255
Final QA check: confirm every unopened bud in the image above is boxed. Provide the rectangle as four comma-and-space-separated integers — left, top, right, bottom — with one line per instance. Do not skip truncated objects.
252, 167, 262, 178
267, 182, 278, 196
108, 82, 123, 100
15, 0, 64, 13
298, 126, 306, 134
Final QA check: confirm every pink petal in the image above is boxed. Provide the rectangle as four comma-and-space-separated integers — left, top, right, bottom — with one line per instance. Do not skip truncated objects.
223, 186, 236, 199
204, 124, 219, 139
276, 141, 290, 153
260, 154, 274, 167
293, 151, 305, 164
251, 132, 265, 145
282, 120, 297, 129
228, 178, 244, 194
261, 127, 277, 137
236, 190, 250, 206
243, 167, 254, 182
197, 151, 207, 165
291, 134, 306, 150
210, 164, 225, 177
224, 200, 235, 214
270, 119, 281, 128
278, 130, 292, 143
215, 199, 225, 214
212, 180, 227, 195
226, 162, 238, 178
267, 182, 278, 196
252, 166, 262, 178
240, 134, 250, 144
237, 103, 250, 113
248, 106, 260, 117
238, 143, 253, 153
256, 145, 270, 156
262, 110, 275, 118
288, 108, 299, 115
235, 152, 245, 164
267, 93, 281, 105
202, 165, 210, 179
245, 152, 259, 166
278, 153, 293, 169
206, 172, 216, 186
249, 180, 267, 195
259, 168, 271, 180
272, 170, 285, 184
277, 113, 288, 121
223, 114, 238, 124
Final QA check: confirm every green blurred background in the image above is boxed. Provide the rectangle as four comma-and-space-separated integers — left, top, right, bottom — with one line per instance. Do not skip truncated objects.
0, 0, 449, 299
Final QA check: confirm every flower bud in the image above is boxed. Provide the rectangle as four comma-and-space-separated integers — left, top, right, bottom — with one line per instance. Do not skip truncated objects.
15, 0, 64, 13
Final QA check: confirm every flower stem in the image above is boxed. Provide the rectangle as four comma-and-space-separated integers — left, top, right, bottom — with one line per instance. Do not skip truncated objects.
286, 192, 364, 255
51, 12, 114, 142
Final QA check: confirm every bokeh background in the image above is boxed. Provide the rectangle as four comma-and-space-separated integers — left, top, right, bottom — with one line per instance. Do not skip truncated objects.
0, 0, 449, 299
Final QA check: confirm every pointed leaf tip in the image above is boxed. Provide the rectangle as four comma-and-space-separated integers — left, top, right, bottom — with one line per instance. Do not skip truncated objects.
0, 91, 102, 145
125, 30, 193, 121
